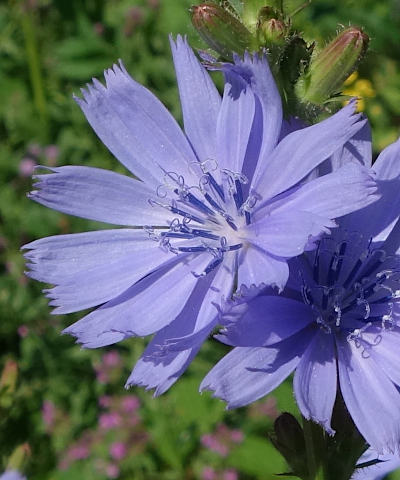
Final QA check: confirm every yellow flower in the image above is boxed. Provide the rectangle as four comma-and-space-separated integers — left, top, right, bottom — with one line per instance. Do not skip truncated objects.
342, 72, 375, 111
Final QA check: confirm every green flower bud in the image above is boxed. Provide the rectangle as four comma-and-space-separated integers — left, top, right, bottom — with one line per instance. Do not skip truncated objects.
191, 3, 254, 59
270, 413, 308, 477
296, 26, 369, 105
257, 8, 288, 45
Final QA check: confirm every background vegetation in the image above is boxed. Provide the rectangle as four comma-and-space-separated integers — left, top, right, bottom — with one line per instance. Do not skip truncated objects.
1, 0, 400, 478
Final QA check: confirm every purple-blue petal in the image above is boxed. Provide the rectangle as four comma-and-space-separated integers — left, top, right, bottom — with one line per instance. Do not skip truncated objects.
337, 335, 400, 455
201, 328, 313, 408
274, 162, 378, 220
237, 247, 289, 290
217, 295, 313, 347
254, 100, 366, 200
247, 209, 328, 257
23, 229, 174, 314
216, 70, 255, 173
28, 166, 172, 226
62, 254, 210, 346
125, 258, 235, 394
293, 332, 337, 435
170, 35, 221, 164
75, 61, 198, 187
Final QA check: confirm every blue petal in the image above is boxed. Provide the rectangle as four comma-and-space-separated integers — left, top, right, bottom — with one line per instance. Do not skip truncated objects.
63, 253, 210, 346
339, 137, 400, 245
235, 53, 282, 160
127, 345, 199, 396
293, 332, 337, 435
254, 101, 366, 200
237, 247, 289, 290
126, 255, 236, 394
23, 230, 173, 313
170, 35, 221, 164
373, 137, 400, 181
216, 69, 255, 173
219, 53, 282, 186
201, 328, 313, 408
320, 120, 372, 175
28, 166, 173, 226
247, 209, 328, 257
216, 295, 313, 347
337, 335, 400, 455
362, 327, 400, 387
274, 162, 378, 220
75, 61, 198, 187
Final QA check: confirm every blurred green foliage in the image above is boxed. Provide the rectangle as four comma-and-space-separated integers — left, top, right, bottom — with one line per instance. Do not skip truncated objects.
0, 0, 399, 478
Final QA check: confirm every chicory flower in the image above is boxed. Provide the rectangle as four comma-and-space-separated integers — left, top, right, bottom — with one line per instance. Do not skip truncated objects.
202, 134, 400, 454
24, 36, 376, 394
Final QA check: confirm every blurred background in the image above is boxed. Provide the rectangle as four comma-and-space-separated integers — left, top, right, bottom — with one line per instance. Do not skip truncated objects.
1, 0, 400, 478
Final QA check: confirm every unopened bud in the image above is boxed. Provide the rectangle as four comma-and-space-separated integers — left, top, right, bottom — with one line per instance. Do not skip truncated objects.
259, 18, 287, 45
296, 26, 369, 105
191, 4, 254, 59
270, 413, 308, 477
257, 7, 287, 45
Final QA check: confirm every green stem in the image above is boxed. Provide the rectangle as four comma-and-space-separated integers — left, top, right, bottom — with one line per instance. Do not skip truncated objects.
303, 419, 325, 480
20, 4, 49, 142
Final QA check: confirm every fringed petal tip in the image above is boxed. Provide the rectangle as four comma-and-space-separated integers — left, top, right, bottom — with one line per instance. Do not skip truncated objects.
25, 166, 57, 200
62, 326, 127, 350
73, 59, 130, 106
168, 33, 188, 49
199, 383, 238, 411
124, 376, 166, 398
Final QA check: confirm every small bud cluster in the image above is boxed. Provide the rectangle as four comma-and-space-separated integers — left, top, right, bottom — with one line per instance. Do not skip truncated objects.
190, 1, 369, 120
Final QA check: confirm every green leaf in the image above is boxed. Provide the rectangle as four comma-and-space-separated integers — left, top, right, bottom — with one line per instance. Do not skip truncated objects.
229, 436, 287, 478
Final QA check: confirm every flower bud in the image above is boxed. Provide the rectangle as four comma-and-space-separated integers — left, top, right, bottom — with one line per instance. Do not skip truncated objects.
259, 18, 287, 45
191, 4, 254, 59
270, 413, 308, 477
257, 6, 287, 45
296, 26, 369, 105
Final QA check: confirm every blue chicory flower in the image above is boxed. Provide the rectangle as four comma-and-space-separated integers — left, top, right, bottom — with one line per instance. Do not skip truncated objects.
201, 134, 400, 454
0, 471, 27, 480
23, 36, 376, 394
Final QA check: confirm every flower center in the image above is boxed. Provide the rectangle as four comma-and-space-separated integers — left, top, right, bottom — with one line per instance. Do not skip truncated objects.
300, 234, 400, 341
144, 161, 259, 276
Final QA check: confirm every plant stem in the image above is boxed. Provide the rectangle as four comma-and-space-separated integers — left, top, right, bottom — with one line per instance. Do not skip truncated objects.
20, 4, 49, 142
303, 418, 325, 480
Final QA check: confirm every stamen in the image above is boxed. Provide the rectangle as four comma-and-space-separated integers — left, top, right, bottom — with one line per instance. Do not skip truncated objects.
178, 246, 209, 253
175, 189, 215, 216
169, 203, 205, 224
327, 241, 347, 285
313, 241, 321, 284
